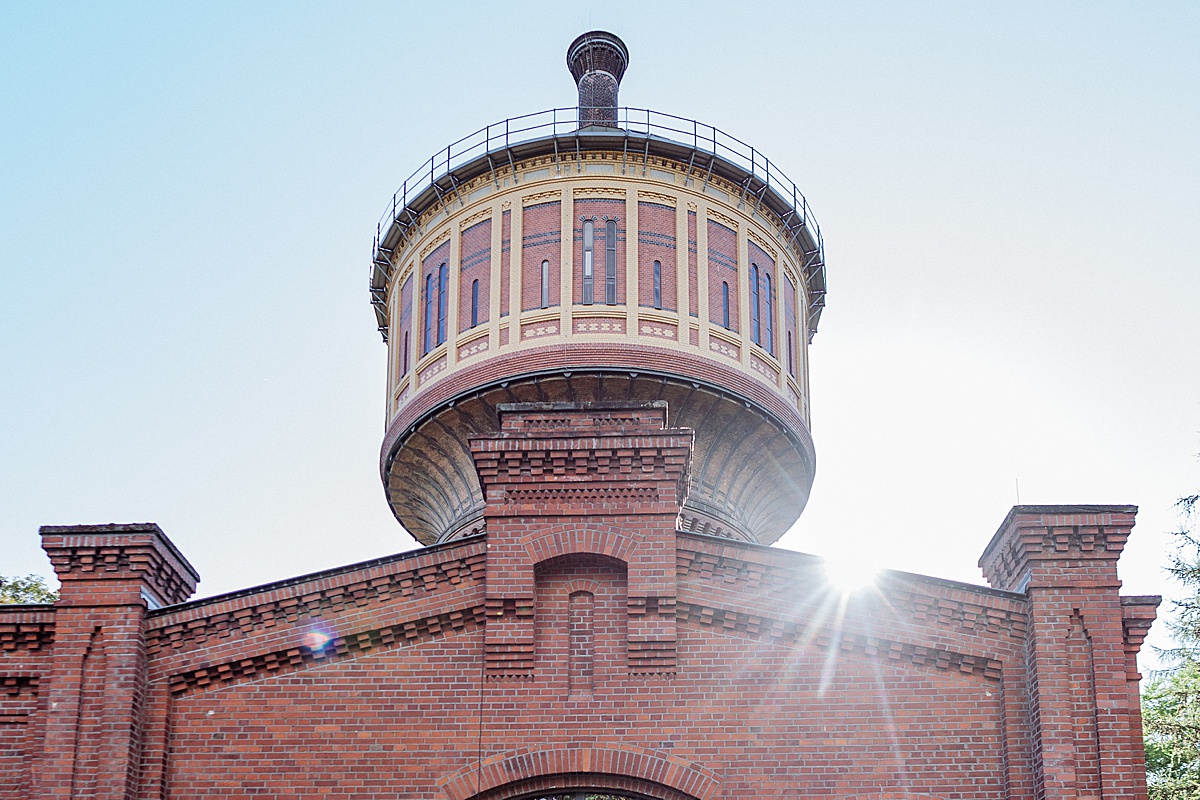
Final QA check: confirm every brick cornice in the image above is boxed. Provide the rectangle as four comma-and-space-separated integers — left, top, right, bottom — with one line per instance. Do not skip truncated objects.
40, 523, 199, 606
978, 505, 1137, 592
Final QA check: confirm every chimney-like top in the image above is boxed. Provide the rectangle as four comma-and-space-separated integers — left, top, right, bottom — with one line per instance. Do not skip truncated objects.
567, 31, 629, 128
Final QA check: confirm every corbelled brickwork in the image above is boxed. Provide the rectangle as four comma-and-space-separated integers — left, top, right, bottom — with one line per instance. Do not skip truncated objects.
0, 29, 1158, 800
0, 423, 1159, 799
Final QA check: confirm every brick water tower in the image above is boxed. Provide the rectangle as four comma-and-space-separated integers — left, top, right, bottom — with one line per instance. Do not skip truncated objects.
1, 31, 1159, 800
370, 30, 826, 548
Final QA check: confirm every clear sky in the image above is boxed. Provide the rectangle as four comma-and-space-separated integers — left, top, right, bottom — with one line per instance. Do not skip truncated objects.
2, 2, 1198, 666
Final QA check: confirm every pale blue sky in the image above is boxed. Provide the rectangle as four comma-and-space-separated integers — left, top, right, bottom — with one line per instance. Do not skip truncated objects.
2, 1, 1198, 661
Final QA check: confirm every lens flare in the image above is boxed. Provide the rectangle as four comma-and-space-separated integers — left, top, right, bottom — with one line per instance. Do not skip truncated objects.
820, 554, 881, 595
303, 629, 332, 651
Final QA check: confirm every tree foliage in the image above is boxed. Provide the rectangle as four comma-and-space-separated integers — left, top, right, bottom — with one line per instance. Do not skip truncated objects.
1145, 494, 1200, 799
0, 574, 58, 604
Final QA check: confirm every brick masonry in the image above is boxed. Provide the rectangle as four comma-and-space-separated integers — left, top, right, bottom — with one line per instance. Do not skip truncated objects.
0, 416, 1159, 799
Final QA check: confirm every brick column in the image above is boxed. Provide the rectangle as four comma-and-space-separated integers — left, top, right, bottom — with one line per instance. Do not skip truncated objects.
470, 402, 691, 677
979, 505, 1157, 800
34, 523, 198, 800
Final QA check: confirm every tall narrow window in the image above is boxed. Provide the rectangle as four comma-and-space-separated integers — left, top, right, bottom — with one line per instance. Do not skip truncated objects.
721, 281, 730, 329
763, 273, 773, 355
471, 279, 480, 328
423, 274, 434, 354
402, 331, 410, 376
605, 219, 617, 305
652, 260, 662, 309
541, 259, 550, 309
436, 263, 448, 345
787, 331, 795, 377
582, 219, 594, 304
749, 264, 760, 345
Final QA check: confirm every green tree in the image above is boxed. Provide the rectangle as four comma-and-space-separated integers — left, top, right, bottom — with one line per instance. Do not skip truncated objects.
0, 574, 58, 604
1145, 495, 1200, 799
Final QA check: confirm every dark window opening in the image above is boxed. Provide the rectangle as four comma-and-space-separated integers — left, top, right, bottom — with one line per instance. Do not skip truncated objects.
582, 219, 594, 304
604, 219, 617, 305
749, 263, 760, 345
436, 263, 448, 345
470, 279, 480, 328
721, 281, 730, 329
764, 272, 773, 355
422, 273, 434, 354
653, 260, 662, 309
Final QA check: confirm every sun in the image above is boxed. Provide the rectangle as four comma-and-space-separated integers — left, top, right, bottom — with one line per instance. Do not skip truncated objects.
820, 553, 882, 595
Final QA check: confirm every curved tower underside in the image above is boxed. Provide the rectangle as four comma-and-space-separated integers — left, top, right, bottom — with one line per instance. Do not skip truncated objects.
371, 33, 826, 546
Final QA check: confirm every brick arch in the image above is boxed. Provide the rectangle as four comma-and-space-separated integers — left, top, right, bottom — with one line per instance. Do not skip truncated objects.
438, 746, 720, 800
524, 521, 639, 566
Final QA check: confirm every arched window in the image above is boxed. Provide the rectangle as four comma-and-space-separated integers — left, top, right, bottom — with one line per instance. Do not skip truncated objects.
749, 263, 760, 345
422, 273, 434, 354
652, 260, 662, 309
721, 281, 730, 329
471, 279, 480, 328
541, 259, 550, 309
582, 219, 594, 304
763, 272, 773, 354
436, 263, 448, 345
604, 219, 617, 305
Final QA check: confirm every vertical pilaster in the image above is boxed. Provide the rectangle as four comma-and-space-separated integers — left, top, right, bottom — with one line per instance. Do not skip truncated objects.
34, 524, 198, 800
980, 506, 1154, 800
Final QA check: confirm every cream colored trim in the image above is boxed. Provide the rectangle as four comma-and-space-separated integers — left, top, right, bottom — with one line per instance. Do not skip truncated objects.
637, 190, 676, 206
522, 190, 562, 206
460, 207, 491, 230
707, 207, 739, 231
625, 186, 638, 334
560, 187, 573, 335
488, 206, 501, 351
747, 227, 777, 261
574, 186, 625, 198
419, 229, 451, 261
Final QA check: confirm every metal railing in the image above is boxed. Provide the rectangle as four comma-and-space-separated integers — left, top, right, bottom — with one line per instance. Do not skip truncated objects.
372, 106, 823, 261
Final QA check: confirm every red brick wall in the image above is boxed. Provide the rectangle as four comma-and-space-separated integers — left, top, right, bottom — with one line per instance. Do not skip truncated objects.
522, 203, 560, 312
3, 492, 1156, 800
687, 211, 698, 318
459, 219, 492, 332
421, 240, 451, 354
499, 210, 511, 318
707, 220, 738, 332
397, 274, 413, 377
637, 202, 676, 311
747, 240, 775, 356
783, 272, 798, 378
573, 198, 626, 305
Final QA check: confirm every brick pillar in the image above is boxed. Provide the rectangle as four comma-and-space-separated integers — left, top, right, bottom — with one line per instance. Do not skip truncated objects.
470, 401, 691, 677
979, 505, 1157, 800
34, 523, 199, 800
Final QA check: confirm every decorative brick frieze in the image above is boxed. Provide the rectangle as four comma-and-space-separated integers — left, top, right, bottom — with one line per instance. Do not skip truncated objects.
0, 675, 39, 699
167, 605, 485, 697
0, 610, 55, 652
145, 547, 484, 655
676, 601, 1003, 681
979, 504, 1135, 592
1122, 595, 1161, 680
40, 523, 199, 607
474, 403, 687, 675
